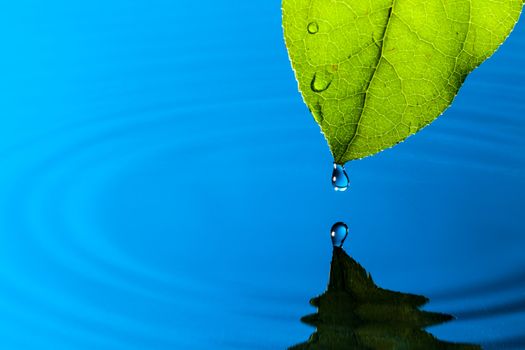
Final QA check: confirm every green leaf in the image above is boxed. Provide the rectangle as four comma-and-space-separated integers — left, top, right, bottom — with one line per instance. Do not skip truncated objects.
283, 0, 523, 164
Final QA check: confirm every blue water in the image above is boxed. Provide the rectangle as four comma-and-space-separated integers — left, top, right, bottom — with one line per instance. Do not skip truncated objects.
0, 1, 524, 349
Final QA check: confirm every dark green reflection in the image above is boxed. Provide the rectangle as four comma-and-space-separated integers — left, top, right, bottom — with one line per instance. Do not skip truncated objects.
291, 248, 480, 350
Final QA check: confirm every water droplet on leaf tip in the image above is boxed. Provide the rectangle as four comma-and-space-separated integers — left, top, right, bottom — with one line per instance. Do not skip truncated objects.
307, 22, 319, 34
331, 222, 348, 248
332, 163, 349, 191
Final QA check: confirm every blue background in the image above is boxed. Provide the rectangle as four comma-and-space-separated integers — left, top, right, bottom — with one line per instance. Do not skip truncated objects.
0, 1, 524, 349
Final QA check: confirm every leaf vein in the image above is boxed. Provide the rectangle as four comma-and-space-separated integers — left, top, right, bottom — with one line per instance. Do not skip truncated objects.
339, 1, 396, 162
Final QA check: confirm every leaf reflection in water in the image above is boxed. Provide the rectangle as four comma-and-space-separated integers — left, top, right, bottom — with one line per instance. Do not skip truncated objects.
291, 248, 480, 350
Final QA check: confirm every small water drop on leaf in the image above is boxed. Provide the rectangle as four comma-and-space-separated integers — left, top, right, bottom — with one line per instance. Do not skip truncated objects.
332, 163, 349, 191
307, 22, 319, 34
331, 222, 348, 248
311, 70, 333, 93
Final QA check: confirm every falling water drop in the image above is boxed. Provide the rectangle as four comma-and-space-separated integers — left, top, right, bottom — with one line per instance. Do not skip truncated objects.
332, 163, 349, 191
307, 22, 319, 34
331, 222, 348, 248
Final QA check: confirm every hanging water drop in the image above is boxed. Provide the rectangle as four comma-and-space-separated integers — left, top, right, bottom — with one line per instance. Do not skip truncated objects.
332, 163, 349, 191
331, 222, 348, 248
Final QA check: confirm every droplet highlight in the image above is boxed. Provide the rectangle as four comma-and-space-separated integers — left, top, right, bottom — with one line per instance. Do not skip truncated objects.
307, 22, 319, 34
332, 163, 349, 191
311, 70, 333, 93
331, 222, 348, 248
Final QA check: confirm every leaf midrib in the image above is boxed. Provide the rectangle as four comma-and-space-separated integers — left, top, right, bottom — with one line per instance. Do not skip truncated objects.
338, 1, 396, 163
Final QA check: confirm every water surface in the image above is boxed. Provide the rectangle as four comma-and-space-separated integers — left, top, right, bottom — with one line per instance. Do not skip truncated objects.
0, 1, 524, 349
